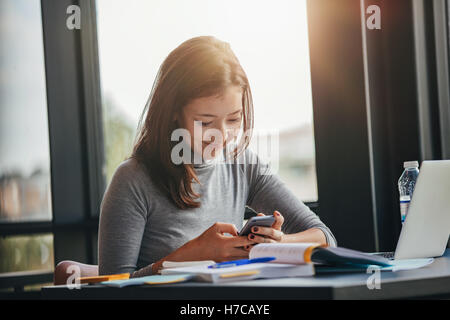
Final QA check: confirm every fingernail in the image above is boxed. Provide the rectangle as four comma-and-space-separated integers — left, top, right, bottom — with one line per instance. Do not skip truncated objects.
249, 234, 255, 239
274, 211, 280, 216
253, 227, 258, 232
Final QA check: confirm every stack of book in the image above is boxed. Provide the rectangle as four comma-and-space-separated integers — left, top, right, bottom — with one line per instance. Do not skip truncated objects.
78, 243, 434, 286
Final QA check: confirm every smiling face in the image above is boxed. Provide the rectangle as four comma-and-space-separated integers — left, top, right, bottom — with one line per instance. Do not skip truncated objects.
178, 85, 243, 160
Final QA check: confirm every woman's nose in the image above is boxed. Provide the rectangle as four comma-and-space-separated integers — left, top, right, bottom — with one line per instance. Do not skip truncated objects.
220, 124, 236, 143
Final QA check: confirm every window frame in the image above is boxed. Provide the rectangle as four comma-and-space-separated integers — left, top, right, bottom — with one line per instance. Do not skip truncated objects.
308, 0, 449, 252
433, 0, 450, 159
0, 0, 102, 291
307, 0, 378, 252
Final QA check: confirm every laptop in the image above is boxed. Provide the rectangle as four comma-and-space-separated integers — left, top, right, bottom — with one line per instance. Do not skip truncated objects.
375, 160, 450, 260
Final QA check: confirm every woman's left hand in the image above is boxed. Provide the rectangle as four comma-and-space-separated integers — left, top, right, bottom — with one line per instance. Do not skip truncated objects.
244, 211, 285, 249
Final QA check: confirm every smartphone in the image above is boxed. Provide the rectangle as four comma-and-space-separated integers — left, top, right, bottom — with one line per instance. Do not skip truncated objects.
239, 215, 275, 236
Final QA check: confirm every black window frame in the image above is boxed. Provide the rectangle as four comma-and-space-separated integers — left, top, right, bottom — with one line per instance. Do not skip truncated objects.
308, 0, 449, 252
0, 0, 102, 292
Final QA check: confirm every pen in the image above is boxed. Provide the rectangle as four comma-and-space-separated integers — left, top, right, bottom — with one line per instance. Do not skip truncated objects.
245, 206, 258, 216
208, 257, 276, 269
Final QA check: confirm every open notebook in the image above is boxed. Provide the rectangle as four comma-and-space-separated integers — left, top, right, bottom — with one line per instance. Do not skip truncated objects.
160, 242, 397, 283
161, 243, 327, 283
160, 262, 314, 283
249, 243, 392, 266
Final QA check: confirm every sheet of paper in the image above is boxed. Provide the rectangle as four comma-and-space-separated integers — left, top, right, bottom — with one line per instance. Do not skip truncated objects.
162, 260, 215, 268
384, 258, 434, 271
101, 274, 194, 287
315, 258, 434, 274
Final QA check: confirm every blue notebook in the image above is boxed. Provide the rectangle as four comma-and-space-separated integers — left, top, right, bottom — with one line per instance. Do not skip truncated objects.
315, 258, 434, 274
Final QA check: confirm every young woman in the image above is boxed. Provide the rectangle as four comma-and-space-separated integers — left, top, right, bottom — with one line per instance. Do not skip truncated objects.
98, 36, 337, 277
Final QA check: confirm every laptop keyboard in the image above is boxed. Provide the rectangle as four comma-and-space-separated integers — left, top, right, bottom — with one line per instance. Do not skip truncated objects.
375, 251, 395, 260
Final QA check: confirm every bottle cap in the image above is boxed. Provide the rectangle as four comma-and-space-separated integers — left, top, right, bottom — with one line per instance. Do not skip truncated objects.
404, 161, 419, 168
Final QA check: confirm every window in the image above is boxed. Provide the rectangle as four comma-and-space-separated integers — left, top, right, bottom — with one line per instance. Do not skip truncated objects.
0, 0, 52, 223
0, 234, 54, 274
0, 0, 55, 283
96, 0, 318, 202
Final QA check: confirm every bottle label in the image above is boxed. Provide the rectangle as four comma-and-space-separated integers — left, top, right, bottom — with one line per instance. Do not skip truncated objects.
400, 200, 410, 223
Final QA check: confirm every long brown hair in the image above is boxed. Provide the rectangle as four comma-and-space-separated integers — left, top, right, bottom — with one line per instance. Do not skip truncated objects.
131, 36, 254, 209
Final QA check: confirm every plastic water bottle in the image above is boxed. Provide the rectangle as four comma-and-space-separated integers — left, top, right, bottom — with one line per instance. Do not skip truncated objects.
398, 161, 420, 224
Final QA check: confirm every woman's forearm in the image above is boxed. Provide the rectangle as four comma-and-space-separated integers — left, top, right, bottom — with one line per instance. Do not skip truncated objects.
150, 238, 201, 274
281, 228, 327, 245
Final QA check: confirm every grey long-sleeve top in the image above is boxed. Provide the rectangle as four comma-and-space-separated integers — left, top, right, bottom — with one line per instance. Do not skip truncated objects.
98, 149, 337, 276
